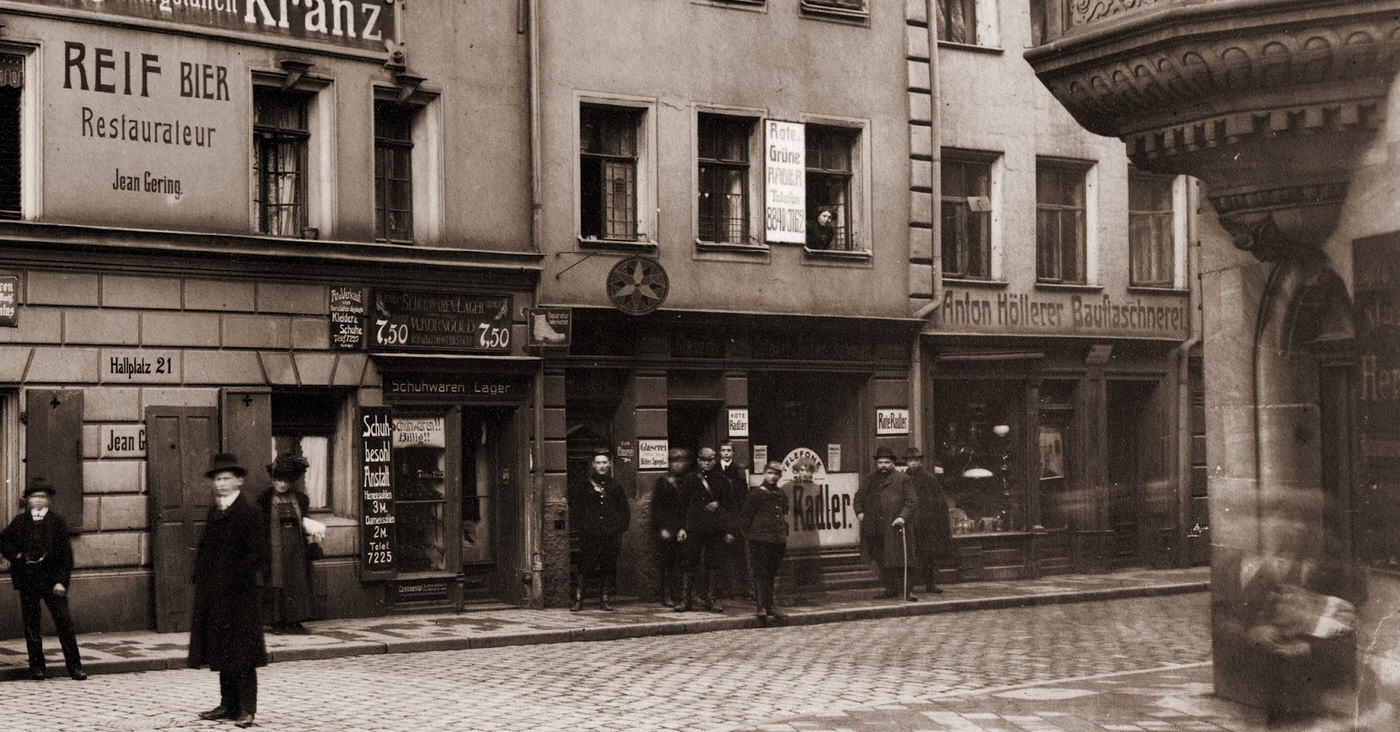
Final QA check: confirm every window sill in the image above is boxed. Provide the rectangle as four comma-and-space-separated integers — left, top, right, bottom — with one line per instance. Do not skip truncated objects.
942, 277, 1008, 289
577, 236, 658, 253
692, 0, 766, 11
804, 247, 871, 262
695, 240, 771, 254
1127, 285, 1189, 295
799, 2, 869, 24
938, 41, 1005, 55
1034, 281, 1103, 293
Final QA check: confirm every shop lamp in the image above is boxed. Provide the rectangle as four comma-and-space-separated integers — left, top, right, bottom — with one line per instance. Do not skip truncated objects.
962, 467, 994, 479
992, 424, 1011, 438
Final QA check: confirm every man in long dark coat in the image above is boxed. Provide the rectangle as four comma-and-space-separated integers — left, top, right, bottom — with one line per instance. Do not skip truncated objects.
650, 448, 689, 607
189, 453, 269, 729
854, 445, 918, 601
717, 440, 749, 599
0, 477, 86, 680
675, 446, 733, 613
904, 446, 949, 594
568, 450, 630, 611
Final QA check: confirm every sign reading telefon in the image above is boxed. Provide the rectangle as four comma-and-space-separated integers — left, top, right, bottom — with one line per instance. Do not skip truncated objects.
779, 448, 859, 550
764, 120, 805, 244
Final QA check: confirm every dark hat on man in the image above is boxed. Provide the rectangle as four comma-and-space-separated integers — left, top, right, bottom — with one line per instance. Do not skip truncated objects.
873, 446, 898, 461
763, 461, 786, 473
903, 446, 924, 460
24, 476, 55, 498
205, 452, 247, 478
267, 452, 311, 480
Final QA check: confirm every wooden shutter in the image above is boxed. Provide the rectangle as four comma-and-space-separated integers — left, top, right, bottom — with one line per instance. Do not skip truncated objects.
220, 388, 272, 499
146, 407, 218, 632
25, 389, 83, 528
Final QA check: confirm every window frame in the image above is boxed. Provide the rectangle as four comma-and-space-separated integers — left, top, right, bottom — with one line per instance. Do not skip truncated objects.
695, 110, 761, 248
575, 95, 658, 249
373, 100, 414, 244
371, 85, 442, 246
936, 0, 1000, 48
1035, 158, 1095, 286
940, 150, 999, 281
250, 72, 332, 239
1128, 169, 1187, 289
800, 0, 868, 21
252, 87, 311, 238
802, 119, 870, 257
271, 389, 353, 513
0, 46, 39, 221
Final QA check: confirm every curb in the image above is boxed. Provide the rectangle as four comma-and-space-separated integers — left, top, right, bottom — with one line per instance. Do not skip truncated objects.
1, 579, 1208, 681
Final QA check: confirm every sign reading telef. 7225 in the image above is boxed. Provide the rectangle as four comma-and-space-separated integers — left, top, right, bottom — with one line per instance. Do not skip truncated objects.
369, 290, 513, 353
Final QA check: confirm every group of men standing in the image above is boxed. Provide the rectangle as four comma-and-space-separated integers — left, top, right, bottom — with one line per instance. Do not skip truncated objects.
569, 440, 952, 613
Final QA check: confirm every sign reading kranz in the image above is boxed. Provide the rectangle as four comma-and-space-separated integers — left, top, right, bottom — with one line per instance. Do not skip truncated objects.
359, 406, 396, 580
779, 448, 860, 549
19, 0, 396, 52
876, 409, 910, 436
764, 120, 805, 244
935, 288, 1190, 339
370, 290, 513, 353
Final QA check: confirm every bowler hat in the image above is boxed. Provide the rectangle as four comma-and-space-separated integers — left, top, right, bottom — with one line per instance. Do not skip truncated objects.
205, 452, 247, 478
24, 476, 55, 498
903, 446, 924, 460
873, 446, 898, 461
267, 452, 311, 480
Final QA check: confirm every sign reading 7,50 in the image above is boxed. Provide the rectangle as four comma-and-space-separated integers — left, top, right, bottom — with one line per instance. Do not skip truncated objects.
369, 289, 514, 353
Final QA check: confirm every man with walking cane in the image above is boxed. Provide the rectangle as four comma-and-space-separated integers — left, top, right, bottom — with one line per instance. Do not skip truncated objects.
854, 446, 918, 601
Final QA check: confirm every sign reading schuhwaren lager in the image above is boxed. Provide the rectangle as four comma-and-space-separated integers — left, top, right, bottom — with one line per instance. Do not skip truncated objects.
16, 0, 396, 51
369, 290, 513, 353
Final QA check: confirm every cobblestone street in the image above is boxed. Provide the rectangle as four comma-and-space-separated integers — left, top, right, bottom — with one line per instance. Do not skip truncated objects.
0, 593, 1210, 731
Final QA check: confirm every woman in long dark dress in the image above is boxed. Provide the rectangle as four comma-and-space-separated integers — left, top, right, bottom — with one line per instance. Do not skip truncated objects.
258, 453, 316, 633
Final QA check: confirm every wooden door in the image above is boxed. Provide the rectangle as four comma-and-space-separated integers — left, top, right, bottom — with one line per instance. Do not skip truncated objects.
147, 407, 219, 633
26, 389, 84, 527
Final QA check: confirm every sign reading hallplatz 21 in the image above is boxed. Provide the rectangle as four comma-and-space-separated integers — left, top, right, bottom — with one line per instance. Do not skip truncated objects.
21, 0, 396, 52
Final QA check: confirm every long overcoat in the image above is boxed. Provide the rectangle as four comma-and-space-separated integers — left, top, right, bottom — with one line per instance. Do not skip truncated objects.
907, 466, 951, 560
853, 469, 918, 568
188, 492, 269, 672
650, 473, 685, 538
681, 469, 732, 535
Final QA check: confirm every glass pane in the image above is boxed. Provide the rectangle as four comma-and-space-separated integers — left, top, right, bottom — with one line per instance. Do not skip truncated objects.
1060, 211, 1084, 281
1036, 209, 1060, 279
601, 159, 637, 239
393, 415, 448, 573
1129, 172, 1173, 212
1037, 166, 1083, 206
581, 106, 636, 156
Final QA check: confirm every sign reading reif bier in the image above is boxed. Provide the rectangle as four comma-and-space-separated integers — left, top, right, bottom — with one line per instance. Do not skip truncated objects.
370, 290, 513, 353
359, 406, 396, 581
18, 0, 396, 52
764, 120, 805, 245
329, 287, 366, 351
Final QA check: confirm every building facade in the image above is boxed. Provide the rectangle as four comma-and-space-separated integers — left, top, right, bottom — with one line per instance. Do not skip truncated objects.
0, 0, 544, 636
909, 0, 1205, 581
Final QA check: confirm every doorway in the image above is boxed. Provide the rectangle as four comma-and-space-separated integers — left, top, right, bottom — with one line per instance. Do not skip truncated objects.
667, 400, 723, 457
1105, 379, 1163, 568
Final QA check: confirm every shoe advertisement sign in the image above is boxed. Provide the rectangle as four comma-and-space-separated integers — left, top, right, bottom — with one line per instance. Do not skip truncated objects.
526, 307, 572, 348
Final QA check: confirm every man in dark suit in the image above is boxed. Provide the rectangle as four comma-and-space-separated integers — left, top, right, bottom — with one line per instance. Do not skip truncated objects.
189, 453, 269, 729
568, 450, 631, 611
675, 446, 733, 613
854, 446, 919, 601
717, 440, 750, 599
0, 477, 86, 681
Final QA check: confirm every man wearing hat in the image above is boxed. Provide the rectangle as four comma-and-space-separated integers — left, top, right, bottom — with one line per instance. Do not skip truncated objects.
904, 446, 949, 594
189, 453, 269, 729
568, 449, 630, 611
0, 477, 86, 680
741, 460, 791, 622
854, 446, 919, 601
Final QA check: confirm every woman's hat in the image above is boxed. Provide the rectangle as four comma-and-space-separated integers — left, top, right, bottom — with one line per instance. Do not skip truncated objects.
267, 452, 311, 480
205, 452, 247, 478
873, 446, 899, 461
903, 446, 924, 460
24, 476, 55, 498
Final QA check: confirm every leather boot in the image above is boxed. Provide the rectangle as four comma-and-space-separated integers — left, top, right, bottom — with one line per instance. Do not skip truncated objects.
704, 572, 724, 613
767, 578, 786, 621
569, 585, 584, 612
600, 582, 614, 611
752, 580, 765, 619
673, 575, 693, 612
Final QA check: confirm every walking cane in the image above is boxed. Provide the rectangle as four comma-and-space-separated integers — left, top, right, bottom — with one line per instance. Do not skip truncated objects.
900, 523, 909, 601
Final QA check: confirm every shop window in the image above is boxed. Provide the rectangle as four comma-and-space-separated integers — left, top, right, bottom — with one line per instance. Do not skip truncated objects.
0, 54, 23, 220
374, 101, 414, 243
750, 372, 862, 472
941, 153, 995, 279
1036, 160, 1090, 284
271, 391, 346, 510
253, 88, 311, 237
937, 0, 997, 45
1129, 170, 1178, 288
393, 411, 449, 574
800, 0, 867, 20
697, 113, 755, 245
934, 381, 1024, 533
805, 125, 862, 252
580, 103, 647, 242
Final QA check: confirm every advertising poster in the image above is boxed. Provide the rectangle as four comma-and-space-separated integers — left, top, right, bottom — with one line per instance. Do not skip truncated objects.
764, 120, 805, 244
779, 448, 860, 549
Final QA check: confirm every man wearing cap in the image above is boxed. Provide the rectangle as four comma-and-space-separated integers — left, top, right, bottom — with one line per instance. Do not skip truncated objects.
675, 446, 734, 613
189, 453, 269, 729
742, 461, 790, 622
905, 446, 949, 594
0, 477, 86, 681
568, 450, 630, 611
854, 446, 919, 601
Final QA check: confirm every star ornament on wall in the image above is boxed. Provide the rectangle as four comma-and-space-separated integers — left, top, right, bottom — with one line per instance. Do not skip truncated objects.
606, 256, 669, 316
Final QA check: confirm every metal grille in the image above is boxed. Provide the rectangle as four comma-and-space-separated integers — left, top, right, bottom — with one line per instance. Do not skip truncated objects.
1035, 163, 1087, 283
697, 114, 751, 244
580, 105, 639, 240
374, 102, 415, 243
253, 88, 310, 237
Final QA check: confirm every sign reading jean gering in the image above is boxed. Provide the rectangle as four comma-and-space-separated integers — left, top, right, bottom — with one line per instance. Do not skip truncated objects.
764, 121, 805, 245
775, 448, 859, 550
370, 290, 513, 353
22, 0, 395, 52
359, 406, 396, 580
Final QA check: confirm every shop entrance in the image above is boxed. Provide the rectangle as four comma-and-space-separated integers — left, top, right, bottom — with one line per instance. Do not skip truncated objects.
1105, 379, 1164, 568
667, 400, 723, 456
460, 407, 517, 600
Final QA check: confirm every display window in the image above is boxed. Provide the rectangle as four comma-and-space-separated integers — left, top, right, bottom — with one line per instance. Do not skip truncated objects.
934, 380, 1024, 533
393, 413, 449, 573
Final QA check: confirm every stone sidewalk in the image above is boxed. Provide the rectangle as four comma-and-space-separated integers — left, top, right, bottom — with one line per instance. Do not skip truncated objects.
0, 566, 1207, 682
